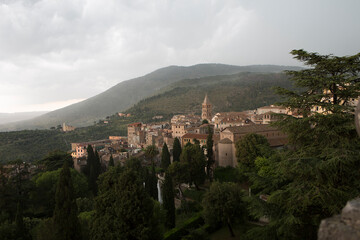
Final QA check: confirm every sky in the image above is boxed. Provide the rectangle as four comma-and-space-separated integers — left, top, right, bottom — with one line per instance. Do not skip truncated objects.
0, 0, 359, 113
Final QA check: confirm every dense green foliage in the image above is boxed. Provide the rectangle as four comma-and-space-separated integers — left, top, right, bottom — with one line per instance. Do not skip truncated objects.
85, 145, 101, 196
205, 127, 214, 180
37, 150, 73, 171
162, 171, 175, 229
202, 182, 247, 238
180, 143, 206, 190
31, 168, 88, 217
246, 50, 360, 239
161, 143, 171, 170
172, 138, 182, 162
91, 167, 163, 240
53, 162, 81, 240
128, 72, 293, 121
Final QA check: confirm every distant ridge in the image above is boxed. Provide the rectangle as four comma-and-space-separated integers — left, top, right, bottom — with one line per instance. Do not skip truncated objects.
0, 64, 302, 131
0, 111, 48, 125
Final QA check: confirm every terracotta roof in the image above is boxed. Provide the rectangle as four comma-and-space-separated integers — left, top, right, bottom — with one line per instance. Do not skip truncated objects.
182, 133, 208, 140
219, 138, 233, 144
223, 125, 278, 134
128, 122, 142, 127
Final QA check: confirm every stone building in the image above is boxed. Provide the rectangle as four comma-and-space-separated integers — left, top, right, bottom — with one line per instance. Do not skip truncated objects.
217, 125, 288, 167
127, 122, 146, 148
201, 94, 212, 122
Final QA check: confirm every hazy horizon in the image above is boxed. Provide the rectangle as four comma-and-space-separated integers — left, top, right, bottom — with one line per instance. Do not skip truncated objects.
1, 0, 359, 113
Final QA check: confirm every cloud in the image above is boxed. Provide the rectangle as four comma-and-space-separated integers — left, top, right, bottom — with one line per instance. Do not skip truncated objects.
0, 0, 359, 112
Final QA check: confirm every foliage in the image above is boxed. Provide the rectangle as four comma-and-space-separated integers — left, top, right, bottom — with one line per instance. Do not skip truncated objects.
145, 144, 159, 163
213, 166, 241, 183
145, 164, 159, 200
235, 133, 272, 172
31, 168, 88, 217
162, 171, 175, 229
172, 138, 182, 162
205, 127, 214, 180
161, 143, 171, 170
202, 182, 247, 237
108, 154, 114, 167
180, 143, 206, 190
249, 50, 360, 239
53, 162, 81, 240
168, 161, 190, 197
37, 150, 73, 171
90, 167, 163, 240
163, 213, 204, 240
85, 145, 101, 196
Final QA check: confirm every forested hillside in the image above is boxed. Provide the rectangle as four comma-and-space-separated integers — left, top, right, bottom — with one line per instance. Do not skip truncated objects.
127, 72, 293, 122
0, 64, 301, 131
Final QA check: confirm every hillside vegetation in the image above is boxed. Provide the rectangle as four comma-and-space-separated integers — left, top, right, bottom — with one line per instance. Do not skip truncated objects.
0, 71, 294, 163
128, 72, 293, 122
0, 64, 301, 131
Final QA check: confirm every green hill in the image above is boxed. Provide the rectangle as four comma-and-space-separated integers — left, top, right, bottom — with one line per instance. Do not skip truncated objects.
0, 64, 301, 131
127, 72, 293, 122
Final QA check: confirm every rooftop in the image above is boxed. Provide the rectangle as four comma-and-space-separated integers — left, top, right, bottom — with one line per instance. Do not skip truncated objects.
223, 124, 278, 134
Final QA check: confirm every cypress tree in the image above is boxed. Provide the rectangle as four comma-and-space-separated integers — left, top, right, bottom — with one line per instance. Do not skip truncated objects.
109, 154, 114, 167
161, 143, 171, 170
15, 202, 30, 240
150, 164, 158, 201
173, 137, 182, 162
53, 162, 81, 240
91, 168, 162, 240
162, 171, 175, 229
206, 126, 214, 181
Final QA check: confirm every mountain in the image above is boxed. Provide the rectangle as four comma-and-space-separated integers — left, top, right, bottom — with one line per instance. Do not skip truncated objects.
0, 111, 48, 125
0, 64, 302, 131
127, 72, 294, 122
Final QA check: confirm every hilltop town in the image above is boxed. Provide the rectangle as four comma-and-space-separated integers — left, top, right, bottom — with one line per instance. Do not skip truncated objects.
69, 94, 298, 173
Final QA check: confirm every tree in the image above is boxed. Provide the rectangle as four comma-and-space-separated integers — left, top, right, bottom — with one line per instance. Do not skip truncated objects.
248, 50, 360, 239
37, 150, 73, 171
235, 133, 272, 173
162, 171, 175, 229
145, 145, 159, 164
161, 143, 171, 170
85, 145, 101, 196
202, 119, 209, 124
206, 126, 214, 181
53, 162, 81, 240
109, 154, 114, 167
90, 167, 163, 240
180, 143, 206, 190
31, 168, 88, 217
173, 138, 182, 162
168, 161, 190, 197
145, 164, 158, 201
202, 182, 247, 238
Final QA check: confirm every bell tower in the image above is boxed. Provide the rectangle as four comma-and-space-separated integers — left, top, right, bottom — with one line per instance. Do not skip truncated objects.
202, 94, 212, 122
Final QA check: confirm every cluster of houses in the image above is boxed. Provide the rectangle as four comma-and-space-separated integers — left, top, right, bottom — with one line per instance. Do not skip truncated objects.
68, 94, 306, 171
125, 94, 295, 168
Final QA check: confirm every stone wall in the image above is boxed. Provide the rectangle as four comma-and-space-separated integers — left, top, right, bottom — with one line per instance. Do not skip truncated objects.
318, 198, 360, 240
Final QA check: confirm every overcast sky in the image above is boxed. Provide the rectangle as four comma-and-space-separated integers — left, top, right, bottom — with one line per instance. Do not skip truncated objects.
0, 0, 359, 113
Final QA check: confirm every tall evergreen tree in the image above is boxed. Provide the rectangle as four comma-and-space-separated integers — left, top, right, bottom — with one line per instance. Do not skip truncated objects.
15, 202, 30, 240
161, 143, 171, 170
53, 162, 81, 240
180, 142, 206, 190
206, 127, 214, 181
145, 145, 159, 164
91, 168, 163, 240
247, 50, 360, 239
86, 145, 101, 196
149, 164, 158, 201
173, 138, 182, 162
162, 171, 175, 229
109, 154, 114, 167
